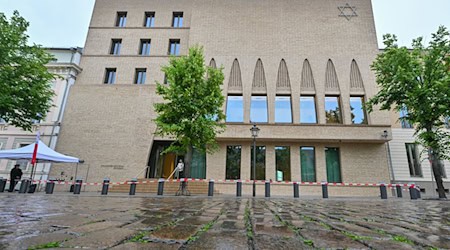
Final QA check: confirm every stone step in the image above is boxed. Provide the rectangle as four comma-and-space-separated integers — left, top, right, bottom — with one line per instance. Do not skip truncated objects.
109, 179, 217, 195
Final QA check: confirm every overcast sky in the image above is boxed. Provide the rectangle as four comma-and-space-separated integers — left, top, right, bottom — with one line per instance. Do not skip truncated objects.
1, 0, 449, 48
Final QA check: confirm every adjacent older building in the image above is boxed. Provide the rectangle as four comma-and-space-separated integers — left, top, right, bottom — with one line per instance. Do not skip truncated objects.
0, 48, 82, 181
51, 0, 393, 195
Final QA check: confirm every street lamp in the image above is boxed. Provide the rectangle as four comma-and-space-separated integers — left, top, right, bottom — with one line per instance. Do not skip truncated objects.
250, 124, 260, 197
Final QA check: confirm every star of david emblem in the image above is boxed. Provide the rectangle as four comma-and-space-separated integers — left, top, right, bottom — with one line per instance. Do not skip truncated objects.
338, 3, 357, 20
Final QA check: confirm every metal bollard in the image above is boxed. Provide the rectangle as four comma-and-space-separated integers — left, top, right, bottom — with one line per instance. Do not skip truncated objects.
322, 182, 328, 199
208, 179, 214, 196
265, 181, 270, 198
409, 185, 417, 200
19, 179, 30, 193
129, 178, 137, 195
380, 184, 387, 199
293, 182, 299, 198
157, 178, 164, 196
101, 178, 110, 195
0, 178, 6, 192
236, 181, 242, 197
73, 179, 82, 194
396, 185, 402, 198
46, 181, 55, 194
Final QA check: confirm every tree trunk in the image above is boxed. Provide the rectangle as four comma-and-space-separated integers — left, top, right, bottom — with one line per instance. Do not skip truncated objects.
429, 149, 447, 199
184, 144, 193, 178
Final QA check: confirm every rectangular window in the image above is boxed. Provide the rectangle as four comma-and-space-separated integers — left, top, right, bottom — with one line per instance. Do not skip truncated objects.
300, 96, 317, 123
251, 145, 266, 180
325, 147, 341, 183
169, 39, 180, 55
226, 95, 244, 122
300, 147, 316, 182
250, 96, 268, 123
144, 12, 155, 27
134, 68, 146, 84
226, 145, 241, 179
405, 143, 422, 177
110, 39, 122, 55
140, 39, 151, 55
275, 146, 291, 181
350, 96, 367, 124
400, 107, 413, 128
0, 118, 5, 124
445, 117, 449, 129
191, 148, 206, 179
439, 160, 447, 179
275, 96, 292, 123
115, 12, 127, 27
104, 68, 116, 84
325, 96, 342, 124
172, 12, 183, 27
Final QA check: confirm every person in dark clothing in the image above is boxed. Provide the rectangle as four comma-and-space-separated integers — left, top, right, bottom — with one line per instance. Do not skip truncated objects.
8, 164, 23, 192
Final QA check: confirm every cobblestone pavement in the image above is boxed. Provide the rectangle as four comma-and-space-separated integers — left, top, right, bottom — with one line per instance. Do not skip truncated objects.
0, 193, 449, 249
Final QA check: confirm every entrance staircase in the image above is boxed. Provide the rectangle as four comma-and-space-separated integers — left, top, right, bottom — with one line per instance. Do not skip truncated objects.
109, 179, 217, 195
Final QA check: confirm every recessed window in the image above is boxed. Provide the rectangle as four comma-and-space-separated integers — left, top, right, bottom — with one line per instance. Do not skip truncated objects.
115, 12, 127, 27
250, 96, 268, 123
226, 95, 244, 122
110, 39, 122, 55
134, 68, 146, 84
140, 39, 151, 55
226, 145, 241, 180
400, 107, 413, 128
168, 39, 180, 55
350, 96, 367, 124
104, 68, 116, 84
275, 146, 291, 181
300, 147, 316, 182
275, 96, 292, 123
163, 74, 168, 85
0, 118, 5, 124
251, 145, 266, 180
144, 12, 155, 27
406, 143, 422, 177
300, 96, 317, 123
172, 12, 183, 27
325, 147, 341, 183
325, 96, 342, 124
445, 117, 450, 129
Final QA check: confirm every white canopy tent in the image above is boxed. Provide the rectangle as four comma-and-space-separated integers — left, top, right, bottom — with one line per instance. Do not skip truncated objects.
0, 140, 80, 163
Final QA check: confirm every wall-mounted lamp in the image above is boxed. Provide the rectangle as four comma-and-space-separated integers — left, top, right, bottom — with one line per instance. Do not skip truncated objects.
381, 130, 388, 139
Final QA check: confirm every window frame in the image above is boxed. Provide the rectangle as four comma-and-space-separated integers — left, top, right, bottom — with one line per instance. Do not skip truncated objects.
168, 39, 181, 55
144, 12, 155, 27
324, 96, 342, 124
172, 12, 184, 27
275, 95, 293, 123
134, 68, 147, 84
226, 145, 242, 180
250, 95, 268, 123
115, 12, 127, 27
275, 146, 291, 181
104, 68, 117, 84
139, 39, 151, 55
300, 146, 316, 182
225, 95, 244, 123
349, 96, 368, 124
405, 143, 423, 177
300, 95, 318, 124
110, 39, 122, 55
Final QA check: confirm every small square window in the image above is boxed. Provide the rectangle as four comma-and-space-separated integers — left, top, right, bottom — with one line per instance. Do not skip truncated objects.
139, 39, 151, 55
168, 39, 180, 55
115, 12, 127, 27
104, 68, 117, 84
172, 12, 183, 27
110, 39, 122, 55
144, 12, 155, 27
135, 68, 147, 84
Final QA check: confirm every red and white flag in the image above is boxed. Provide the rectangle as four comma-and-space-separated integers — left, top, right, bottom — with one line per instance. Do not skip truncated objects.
31, 132, 40, 165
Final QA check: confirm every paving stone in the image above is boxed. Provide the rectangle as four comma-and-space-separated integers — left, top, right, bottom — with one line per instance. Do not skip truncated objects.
110, 242, 182, 250
63, 221, 123, 234
151, 225, 199, 240
254, 234, 307, 250
62, 227, 135, 248
14, 232, 76, 250
186, 230, 248, 249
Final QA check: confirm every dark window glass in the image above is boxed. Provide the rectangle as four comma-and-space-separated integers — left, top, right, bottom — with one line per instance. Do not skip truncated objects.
325, 96, 342, 124
250, 96, 268, 123
140, 39, 151, 55
275, 146, 291, 181
191, 148, 206, 179
226, 145, 241, 179
300, 147, 316, 182
134, 68, 146, 84
275, 96, 292, 123
110, 39, 122, 55
445, 117, 450, 129
350, 96, 367, 124
405, 143, 422, 177
169, 39, 180, 55
400, 107, 413, 128
104, 68, 116, 84
325, 147, 341, 183
116, 12, 127, 27
300, 96, 317, 123
226, 96, 244, 122
144, 12, 155, 27
251, 145, 266, 180
172, 12, 183, 27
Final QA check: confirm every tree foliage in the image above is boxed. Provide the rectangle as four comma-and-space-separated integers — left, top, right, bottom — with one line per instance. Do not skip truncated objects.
0, 11, 55, 131
154, 46, 225, 177
367, 26, 450, 198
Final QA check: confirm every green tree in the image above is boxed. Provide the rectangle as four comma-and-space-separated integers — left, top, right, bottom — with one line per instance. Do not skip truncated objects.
0, 11, 55, 131
367, 26, 450, 198
154, 46, 225, 177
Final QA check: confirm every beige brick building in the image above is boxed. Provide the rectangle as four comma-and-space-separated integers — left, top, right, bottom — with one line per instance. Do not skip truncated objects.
51, 0, 392, 195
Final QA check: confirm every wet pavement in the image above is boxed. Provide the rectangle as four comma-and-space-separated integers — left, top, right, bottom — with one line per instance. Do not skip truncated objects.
0, 193, 449, 249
